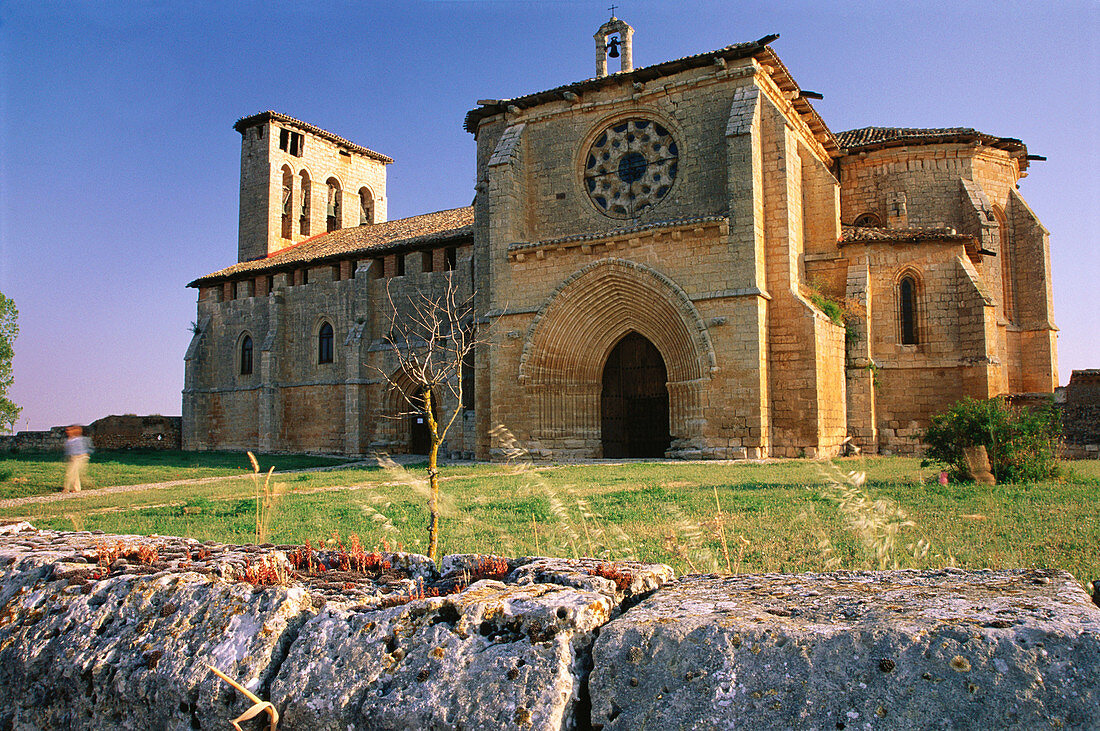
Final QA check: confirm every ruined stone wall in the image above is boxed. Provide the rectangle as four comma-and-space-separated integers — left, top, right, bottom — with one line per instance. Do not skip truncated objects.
0, 427, 69, 453
1, 525, 1097, 730
86, 415, 181, 450
0, 417, 181, 453
1061, 370, 1100, 453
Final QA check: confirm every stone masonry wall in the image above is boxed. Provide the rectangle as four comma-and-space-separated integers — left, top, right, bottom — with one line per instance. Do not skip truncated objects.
237, 119, 389, 263
847, 240, 999, 454
473, 57, 842, 460
1, 525, 1097, 730
185, 243, 475, 457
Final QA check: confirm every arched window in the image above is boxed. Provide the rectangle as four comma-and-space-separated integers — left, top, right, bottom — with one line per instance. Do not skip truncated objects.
359, 187, 374, 225
318, 321, 334, 364
853, 212, 882, 227
326, 178, 342, 232
299, 170, 311, 236
280, 166, 294, 239
993, 206, 1016, 323
239, 335, 253, 375
899, 275, 919, 345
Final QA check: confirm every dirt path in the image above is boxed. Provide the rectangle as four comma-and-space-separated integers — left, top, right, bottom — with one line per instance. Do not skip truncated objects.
0, 458, 385, 511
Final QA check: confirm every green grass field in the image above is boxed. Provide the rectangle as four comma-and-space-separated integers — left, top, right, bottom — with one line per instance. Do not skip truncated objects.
1, 454, 1097, 586
0, 450, 355, 499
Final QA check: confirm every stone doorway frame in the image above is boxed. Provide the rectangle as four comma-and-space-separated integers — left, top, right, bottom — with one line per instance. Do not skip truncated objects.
518, 258, 715, 457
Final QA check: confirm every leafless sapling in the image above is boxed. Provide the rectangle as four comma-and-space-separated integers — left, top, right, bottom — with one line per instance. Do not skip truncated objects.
378, 273, 483, 562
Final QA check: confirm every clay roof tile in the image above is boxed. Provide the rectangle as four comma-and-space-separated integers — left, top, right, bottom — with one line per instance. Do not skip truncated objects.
188, 206, 473, 287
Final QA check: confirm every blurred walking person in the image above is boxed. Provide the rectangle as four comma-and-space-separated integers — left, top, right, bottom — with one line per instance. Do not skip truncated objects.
63, 425, 92, 492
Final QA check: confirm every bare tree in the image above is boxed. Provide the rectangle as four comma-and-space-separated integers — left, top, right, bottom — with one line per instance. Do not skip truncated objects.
378, 273, 481, 562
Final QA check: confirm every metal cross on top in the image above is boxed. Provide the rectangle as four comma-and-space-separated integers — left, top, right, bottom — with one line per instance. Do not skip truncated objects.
609, 4, 618, 17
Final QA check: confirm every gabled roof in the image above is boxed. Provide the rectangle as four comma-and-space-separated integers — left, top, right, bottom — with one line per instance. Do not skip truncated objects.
234, 111, 394, 164
464, 36, 839, 155
837, 127, 1028, 167
188, 207, 473, 287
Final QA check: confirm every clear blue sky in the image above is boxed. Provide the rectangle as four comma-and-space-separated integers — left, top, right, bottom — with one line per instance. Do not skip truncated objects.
1, 0, 1097, 431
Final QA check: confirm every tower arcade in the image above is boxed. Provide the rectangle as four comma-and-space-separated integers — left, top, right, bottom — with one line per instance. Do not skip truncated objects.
234, 111, 392, 263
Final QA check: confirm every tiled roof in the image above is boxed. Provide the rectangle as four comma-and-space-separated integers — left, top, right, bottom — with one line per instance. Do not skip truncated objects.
840, 225, 974, 244
464, 37, 839, 154
836, 126, 1026, 156
188, 207, 473, 287
234, 111, 394, 164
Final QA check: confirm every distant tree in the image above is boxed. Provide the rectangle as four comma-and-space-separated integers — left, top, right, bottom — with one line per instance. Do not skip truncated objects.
0, 293, 20, 434
379, 275, 483, 563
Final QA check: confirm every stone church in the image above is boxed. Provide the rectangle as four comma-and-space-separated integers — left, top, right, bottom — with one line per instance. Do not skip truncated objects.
183, 18, 1058, 460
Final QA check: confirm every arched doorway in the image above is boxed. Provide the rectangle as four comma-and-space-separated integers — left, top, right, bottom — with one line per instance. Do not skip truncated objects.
601, 332, 670, 458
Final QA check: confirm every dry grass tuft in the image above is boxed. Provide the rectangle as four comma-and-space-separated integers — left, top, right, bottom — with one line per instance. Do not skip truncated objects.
491, 424, 638, 562
248, 451, 287, 545
817, 461, 934, 570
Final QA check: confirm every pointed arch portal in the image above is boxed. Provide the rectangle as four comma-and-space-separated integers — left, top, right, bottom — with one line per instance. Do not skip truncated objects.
601, 332, 670, 458
519, 258, 714, 456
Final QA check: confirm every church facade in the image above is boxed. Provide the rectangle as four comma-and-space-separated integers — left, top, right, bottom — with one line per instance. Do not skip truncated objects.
183, 19, 1057, 460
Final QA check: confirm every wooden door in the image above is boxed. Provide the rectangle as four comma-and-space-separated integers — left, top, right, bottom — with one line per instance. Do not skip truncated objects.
601, 333, 670, 458
408, 389, 433, 454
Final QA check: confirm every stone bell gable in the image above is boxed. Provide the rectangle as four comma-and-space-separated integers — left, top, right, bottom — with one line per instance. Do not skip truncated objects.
185, 17, 1057, 459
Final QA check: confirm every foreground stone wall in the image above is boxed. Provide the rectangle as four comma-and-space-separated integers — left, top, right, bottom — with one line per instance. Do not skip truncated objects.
1, 525, 1097, 730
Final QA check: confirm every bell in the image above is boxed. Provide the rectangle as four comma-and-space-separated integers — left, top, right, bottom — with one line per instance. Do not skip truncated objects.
607, 38, 620, 58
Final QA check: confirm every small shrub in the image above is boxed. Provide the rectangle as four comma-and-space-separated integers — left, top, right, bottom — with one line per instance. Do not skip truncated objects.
923, 397, 1061, 483
804, 283, 861, 345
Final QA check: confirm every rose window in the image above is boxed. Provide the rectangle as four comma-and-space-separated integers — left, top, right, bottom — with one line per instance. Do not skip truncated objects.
583, 118, 679, 219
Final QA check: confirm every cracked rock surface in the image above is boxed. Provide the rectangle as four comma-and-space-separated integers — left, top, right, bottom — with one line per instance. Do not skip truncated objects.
4, 525, 1099, 730
589, 569, 1100, 730
273, 580, 612, 729
0, 526, 671, 730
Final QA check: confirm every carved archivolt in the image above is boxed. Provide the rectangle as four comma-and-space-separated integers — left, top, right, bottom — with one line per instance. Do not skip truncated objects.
519, 258, 715, 385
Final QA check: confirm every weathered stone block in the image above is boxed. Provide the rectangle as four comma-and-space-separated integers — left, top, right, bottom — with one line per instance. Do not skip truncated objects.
589, 570, 1100, 730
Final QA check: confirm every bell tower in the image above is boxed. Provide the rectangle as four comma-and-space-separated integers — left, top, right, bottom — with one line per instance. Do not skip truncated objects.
233, 111, 392, 263
594, 14, 634, 78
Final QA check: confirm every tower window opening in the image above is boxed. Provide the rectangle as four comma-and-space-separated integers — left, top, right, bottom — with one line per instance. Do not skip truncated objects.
422, 250, 434, 273
461, 348, 475, 411
281, 167, 294, 239
299, 171, 311, 236
279, 129, 303, 156
444, 246, 457, 271
326, 179, 342, 232
396, 253, 406, 277
359, 188, 374, 225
